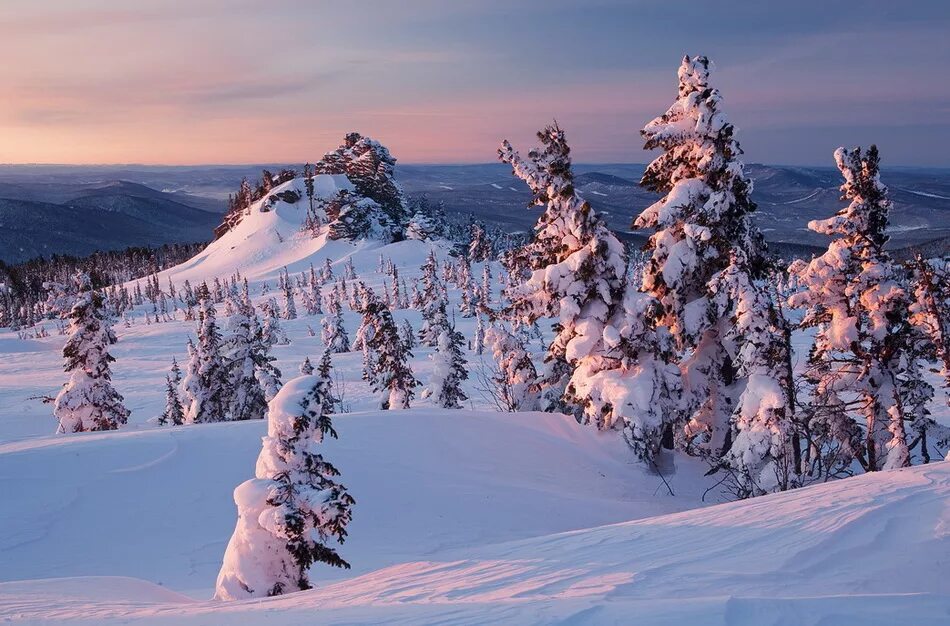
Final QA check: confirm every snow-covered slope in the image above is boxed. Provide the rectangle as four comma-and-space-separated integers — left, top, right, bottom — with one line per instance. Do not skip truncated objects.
1, 420, 946, 625
163, 174, 422, 286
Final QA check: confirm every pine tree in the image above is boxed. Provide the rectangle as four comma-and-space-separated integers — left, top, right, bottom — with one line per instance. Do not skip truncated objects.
54, 273, 130, 433
281, 270, 297, 320
499, 123, 626, 414
789, 146, 927, 472
468, 222, 492, 262
361, 296, 418, 409
214, 371, 354, 600
299, 357, 314, 375
224, 289, 271, 421
909, 255, 950, 405
483, 325, 541, 412
399, 318, 415, 351
632, 56, 794, 482
159, 374, 185, 426
183, 284, 230, 423
418, 294, 450, 348
261, 299, 289, 346
321, 296, 350, 353
422, 324, 469, 409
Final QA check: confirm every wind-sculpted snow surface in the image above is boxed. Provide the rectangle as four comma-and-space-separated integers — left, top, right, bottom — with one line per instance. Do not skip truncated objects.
0, 432, 946, 624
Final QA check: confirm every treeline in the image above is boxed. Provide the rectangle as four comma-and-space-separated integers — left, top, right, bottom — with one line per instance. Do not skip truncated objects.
0, 242, 206, 329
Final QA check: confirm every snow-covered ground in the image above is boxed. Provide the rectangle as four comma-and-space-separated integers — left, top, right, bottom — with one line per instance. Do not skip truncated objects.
1, 175, 948, 623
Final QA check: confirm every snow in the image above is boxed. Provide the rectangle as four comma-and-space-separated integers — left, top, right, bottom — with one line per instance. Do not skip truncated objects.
1, 160, 948, 622
1, 426, 947, 624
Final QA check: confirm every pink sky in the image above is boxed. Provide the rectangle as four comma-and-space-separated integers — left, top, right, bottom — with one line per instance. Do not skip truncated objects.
1, 0, 947, 166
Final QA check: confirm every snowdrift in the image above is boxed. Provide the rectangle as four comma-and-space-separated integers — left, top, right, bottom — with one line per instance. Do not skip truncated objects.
1, 410, 948, 624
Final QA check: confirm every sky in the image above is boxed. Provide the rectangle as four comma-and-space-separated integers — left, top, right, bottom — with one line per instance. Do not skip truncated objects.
0, 0, 948, 167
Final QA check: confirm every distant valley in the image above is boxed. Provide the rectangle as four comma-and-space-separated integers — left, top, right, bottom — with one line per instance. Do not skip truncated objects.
1, 162, 948, 263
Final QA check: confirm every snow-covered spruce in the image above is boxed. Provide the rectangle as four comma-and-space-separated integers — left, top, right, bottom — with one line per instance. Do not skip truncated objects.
566, 288, 682, 464
321, 295, 350, 353
159, 374, 185, 426
909, 255, 950, 406
499, 123, 625, 415
789, 146, 929, 472
483, 325, 541, 412
633, 55, 794, 484
182, 284, 231, 423
359, 294, 418, 410
214, 371, 354, 600
422, 325, 469, 409
223, 286, 281, 420
53, 272, 130, 433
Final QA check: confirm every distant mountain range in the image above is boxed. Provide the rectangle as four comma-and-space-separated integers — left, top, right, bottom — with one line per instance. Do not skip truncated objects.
0, 179, 223, 263
0, 162, 948, 263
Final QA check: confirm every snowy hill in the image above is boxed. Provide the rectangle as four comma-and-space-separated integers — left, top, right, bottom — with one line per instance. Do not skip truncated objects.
1, 415, 946, 624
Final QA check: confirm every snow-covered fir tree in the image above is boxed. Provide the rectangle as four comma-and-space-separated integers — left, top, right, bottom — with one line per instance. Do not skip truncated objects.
909, 255, 950, 405
299, 356, 314, 375
54, 273, 130, 433
499, 122, 625, 415
360, 296, 418, 410
159, 374, 185, 426
280, 270, 297, 320
399, 318, 415, 351
418, 294, 450, 348
789, 146, 929, 472
321, 295, 350, 353
468, 222, 492, 262
214, 371, 354, 600
183, 284, 230, 423
483, 325, 541, 412
422, 323, 469, 409
632, 56, 795, 484
224, 288, 280, 420
261, 299, 289, 346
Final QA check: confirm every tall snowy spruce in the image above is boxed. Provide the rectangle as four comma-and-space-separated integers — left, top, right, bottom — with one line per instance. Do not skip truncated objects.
223, 289, 275, 421
422, 324, 469, 409
789, 146, 929, 472
54, 272, 130, 433
633, 56, 794, 488
498, 123, 626, 414
215, 370, 354, 600
183, 284, 231, 423
360, 295, 418, 410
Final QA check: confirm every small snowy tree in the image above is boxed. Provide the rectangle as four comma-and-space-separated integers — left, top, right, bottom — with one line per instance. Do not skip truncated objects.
790, 146, 927, 472
361, 297, 418, 409
299, 357, 314, 375
422, 325, 468, 409
280, 270, 297, 320
214, 372, 354, 600
54, 273, 130, 433
159, 374, 185, 426
321, 296, 350, 353
483, 325, 541, 412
